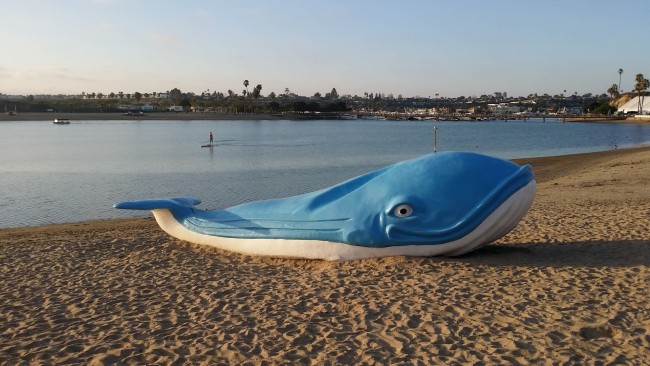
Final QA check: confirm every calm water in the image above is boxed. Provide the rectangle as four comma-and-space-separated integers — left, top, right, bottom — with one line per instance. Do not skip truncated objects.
2, 118, 650, 228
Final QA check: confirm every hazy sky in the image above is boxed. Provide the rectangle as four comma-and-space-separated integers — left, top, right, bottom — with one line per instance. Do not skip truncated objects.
2, 0, 648, 98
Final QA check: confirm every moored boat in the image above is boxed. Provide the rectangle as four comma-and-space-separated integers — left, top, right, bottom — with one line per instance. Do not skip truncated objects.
53, 118, 70, 125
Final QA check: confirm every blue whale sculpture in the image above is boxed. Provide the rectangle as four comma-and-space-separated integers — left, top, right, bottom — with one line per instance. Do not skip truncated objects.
114, 152, 535, 260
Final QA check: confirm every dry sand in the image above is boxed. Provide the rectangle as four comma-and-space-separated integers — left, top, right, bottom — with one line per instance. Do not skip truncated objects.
1, 147, 649, 365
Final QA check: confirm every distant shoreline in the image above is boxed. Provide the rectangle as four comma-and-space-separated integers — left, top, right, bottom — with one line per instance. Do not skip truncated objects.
2, 111, 649, 124
1, 111, 285, 121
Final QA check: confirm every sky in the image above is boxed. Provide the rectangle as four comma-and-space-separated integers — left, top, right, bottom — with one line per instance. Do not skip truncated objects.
1, 0, 649, 98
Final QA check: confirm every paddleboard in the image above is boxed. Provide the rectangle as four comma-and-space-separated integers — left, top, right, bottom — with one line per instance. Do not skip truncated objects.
201, 144, 214, 148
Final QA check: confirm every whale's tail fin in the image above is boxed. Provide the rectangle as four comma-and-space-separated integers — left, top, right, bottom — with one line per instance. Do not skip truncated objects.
114, 197, 201, 211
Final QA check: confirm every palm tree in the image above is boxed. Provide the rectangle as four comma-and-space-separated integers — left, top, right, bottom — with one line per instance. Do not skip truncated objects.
635, 73, 649, 114
243, 80, 249, 97
253, 84, 262, 99
618, 68, 624, 91
607, 84, 619, 99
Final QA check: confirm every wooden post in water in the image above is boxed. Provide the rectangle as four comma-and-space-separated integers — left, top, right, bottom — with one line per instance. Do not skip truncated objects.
433, 126, 437, 153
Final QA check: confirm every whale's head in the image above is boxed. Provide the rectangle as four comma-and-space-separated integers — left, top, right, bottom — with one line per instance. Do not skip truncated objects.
303, 152, 535, 247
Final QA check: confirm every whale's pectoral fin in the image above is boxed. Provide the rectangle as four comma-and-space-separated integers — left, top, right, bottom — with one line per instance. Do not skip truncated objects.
114, 197, 201, 211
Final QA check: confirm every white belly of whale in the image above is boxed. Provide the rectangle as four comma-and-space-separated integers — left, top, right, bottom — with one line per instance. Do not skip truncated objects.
151, 180, 536, 260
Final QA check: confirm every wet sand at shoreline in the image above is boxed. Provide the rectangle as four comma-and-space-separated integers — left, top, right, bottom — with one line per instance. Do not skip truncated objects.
1, 147, 649, 364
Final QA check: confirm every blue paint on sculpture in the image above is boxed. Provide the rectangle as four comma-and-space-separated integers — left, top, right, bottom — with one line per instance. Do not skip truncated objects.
115, 152, 535, 257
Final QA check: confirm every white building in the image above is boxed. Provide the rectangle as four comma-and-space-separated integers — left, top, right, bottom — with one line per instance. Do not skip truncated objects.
617, 96, 650, 114
488, 103, 521, 115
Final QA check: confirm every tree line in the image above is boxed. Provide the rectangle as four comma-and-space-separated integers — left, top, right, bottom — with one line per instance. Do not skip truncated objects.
8, 74, 649, 115
607, 70, 648, 114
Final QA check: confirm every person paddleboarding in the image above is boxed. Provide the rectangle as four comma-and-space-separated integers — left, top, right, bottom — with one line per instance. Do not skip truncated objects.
202, 132, 215, 148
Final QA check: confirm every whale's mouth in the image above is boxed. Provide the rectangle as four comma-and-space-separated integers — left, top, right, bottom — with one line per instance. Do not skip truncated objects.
386, 164, 535, 244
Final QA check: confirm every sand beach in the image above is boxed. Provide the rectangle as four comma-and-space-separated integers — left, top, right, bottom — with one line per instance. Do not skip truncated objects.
1, 146, 649, 364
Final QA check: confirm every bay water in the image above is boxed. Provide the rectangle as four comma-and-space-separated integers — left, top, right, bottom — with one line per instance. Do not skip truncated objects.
2, 118, 650, 228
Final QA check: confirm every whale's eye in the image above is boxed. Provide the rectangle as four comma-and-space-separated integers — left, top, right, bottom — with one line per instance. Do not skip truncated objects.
394, 204, 413, 217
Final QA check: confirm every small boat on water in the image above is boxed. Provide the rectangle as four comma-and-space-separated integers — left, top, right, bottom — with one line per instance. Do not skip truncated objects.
53, 118, 70, 125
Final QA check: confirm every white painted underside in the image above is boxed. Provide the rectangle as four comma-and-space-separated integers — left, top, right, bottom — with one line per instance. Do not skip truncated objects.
151, 180, 536, 260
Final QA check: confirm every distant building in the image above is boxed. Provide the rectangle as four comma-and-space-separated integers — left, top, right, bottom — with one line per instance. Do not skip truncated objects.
569, 107, 582, 115
555, 107, 582, 115
617, 96, 650, 115
488, 103, 521, 115
119, 104, 155, 111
